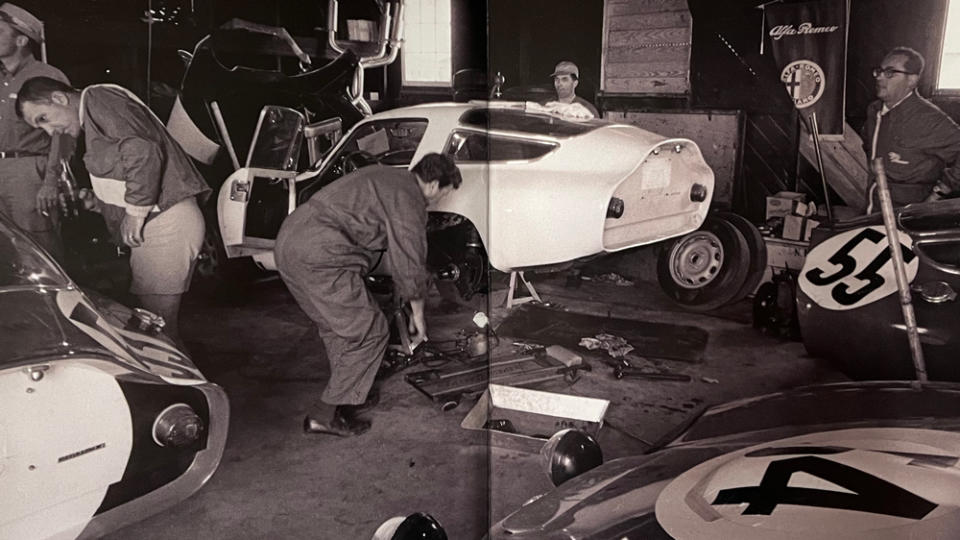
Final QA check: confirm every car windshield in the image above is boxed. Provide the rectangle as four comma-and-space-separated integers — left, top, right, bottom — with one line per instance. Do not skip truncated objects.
459, 108, 602, 137
0, 218, 70, 289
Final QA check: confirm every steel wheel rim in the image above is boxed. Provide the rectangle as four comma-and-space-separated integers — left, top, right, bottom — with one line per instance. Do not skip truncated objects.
668, 231, 724, 289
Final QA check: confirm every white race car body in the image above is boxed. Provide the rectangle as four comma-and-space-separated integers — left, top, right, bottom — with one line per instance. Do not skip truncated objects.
0, 215, 229, 539
216, 101, 714, 273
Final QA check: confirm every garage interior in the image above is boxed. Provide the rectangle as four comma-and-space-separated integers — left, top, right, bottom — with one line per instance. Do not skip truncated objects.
9, 0, 960, 538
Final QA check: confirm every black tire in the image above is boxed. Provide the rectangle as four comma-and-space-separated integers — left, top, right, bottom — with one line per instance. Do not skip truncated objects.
656, 214, 751, 311
714, 211, 768, 304
436, 281, 490, 312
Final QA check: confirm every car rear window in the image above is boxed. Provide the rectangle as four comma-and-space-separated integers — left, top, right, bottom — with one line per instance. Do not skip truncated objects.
445, 130, 557, 162
459, 108, 600, 137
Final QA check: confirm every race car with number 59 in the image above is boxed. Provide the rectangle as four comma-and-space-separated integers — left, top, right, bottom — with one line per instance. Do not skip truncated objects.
0, 214, 229, 539
488, 380, 960, 539
797, 198, 960, 381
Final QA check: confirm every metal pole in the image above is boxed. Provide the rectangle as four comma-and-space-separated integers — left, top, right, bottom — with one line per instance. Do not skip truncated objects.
873, 157, 927, 381
809, 113, 834, 222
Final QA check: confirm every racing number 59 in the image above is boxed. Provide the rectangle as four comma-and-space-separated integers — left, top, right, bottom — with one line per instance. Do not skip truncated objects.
804, 228, 916, 306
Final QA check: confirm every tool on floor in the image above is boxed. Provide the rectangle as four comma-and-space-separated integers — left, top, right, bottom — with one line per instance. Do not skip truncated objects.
506, 271, 541, 308
613, 364, 691, 382
612, 356, 691, 382
405, 347, 589, 411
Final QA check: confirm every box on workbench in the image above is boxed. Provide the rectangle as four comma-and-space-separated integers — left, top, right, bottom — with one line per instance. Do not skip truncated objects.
782, 215, 822, 241
461, 384, 609, 453
755, 236, 809, 291
765, 191, 807, 220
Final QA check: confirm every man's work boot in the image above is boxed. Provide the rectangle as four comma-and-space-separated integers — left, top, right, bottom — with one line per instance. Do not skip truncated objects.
303, 406, 371, 437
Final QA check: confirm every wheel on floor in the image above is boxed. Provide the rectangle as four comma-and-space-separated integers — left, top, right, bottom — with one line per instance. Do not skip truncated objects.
656, 213, 752, 311
714, 211, 768, 305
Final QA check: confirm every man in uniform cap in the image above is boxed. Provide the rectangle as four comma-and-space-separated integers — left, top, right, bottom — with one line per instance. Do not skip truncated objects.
0, 2, 71, 257
548, 60, 599, 118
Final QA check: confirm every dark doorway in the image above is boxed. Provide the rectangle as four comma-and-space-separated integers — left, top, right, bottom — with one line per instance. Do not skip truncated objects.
488, 0, 604, 103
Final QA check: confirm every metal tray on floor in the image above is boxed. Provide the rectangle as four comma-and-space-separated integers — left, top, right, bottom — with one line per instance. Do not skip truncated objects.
404, 348, 585, 410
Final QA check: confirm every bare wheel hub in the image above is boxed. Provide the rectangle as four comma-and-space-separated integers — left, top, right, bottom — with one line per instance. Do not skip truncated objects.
668, 231, 724, 289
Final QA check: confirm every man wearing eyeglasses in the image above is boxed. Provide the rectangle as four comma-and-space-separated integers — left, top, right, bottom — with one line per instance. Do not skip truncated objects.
862, 46, 960, 211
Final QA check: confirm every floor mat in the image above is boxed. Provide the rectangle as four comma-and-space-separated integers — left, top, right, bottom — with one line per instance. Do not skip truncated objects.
496, 304, 709, 363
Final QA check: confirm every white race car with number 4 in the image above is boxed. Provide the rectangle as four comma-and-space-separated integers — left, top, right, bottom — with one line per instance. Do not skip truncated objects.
488, 381, 960, 539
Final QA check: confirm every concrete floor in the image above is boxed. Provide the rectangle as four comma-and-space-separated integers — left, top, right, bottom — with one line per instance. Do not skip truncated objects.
104, 247, 846, 540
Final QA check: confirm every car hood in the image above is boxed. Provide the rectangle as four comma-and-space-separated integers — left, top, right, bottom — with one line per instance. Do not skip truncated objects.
492, 383, 960, 539
0, 287, 205, 384
0, 288, 102, 365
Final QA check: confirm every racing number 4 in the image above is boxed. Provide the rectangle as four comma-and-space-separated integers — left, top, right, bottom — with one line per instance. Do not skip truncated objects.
712, 455, 937, 519
804, 228, 916, 306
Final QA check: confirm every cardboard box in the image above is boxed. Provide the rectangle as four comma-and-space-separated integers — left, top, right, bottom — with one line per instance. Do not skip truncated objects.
782, 214, 806, 241
765, 191, 807, 220
755, 236, 809, 291
461, 384, 609, 453
782, 215, 822, 241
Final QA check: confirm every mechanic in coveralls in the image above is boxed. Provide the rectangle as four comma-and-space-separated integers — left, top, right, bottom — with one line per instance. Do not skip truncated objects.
15, 76, 210, 350
276, 153, 461, 437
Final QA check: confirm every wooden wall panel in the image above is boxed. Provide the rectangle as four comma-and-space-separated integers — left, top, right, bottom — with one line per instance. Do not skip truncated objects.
738, 113, 798, 221
605, 110, 741, 204
602, 0, 692, 96
607, 0, 690, 16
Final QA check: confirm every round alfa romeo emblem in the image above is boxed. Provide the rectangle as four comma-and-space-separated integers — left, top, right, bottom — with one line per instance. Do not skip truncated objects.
781, 60, 825, 109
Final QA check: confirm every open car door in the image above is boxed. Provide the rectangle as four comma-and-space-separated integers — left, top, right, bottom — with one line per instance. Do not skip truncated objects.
217, 105, 340, 266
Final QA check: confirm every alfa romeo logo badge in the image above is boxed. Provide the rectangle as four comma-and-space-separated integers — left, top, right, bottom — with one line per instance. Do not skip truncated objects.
781, 60, 825, 109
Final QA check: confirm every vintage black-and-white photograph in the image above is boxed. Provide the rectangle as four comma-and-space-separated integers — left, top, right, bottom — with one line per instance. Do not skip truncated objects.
3, 0, 960, 538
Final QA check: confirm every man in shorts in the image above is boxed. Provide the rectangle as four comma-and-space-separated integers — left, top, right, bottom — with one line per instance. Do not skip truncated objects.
16, 76, 210, 349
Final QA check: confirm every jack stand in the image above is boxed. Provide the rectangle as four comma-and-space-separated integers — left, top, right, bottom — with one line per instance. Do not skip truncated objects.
505, 271, 541, 309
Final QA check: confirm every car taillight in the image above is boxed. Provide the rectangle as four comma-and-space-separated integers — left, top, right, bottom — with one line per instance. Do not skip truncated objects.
606, 197, 625, 219
690, 183, 708, 202
153, 403, 204, 447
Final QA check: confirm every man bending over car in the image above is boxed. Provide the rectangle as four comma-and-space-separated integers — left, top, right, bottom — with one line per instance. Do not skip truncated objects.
275, 153, 461, 437
16, 76, 210, 350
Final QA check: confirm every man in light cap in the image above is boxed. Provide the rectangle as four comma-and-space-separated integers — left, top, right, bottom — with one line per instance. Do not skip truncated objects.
548, 60, 599, 118
0, 2, 71, 257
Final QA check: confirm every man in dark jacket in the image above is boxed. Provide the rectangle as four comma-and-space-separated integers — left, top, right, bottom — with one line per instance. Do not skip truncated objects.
16, 77, 211, 349
275, 153, 461, 437
862, 46, 960, 211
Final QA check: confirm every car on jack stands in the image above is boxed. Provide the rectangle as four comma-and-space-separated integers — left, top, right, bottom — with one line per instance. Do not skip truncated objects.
0, 214, 229, 539
212, 100, 732, 307
798, 198, 960, 381
487, 381, 960, 539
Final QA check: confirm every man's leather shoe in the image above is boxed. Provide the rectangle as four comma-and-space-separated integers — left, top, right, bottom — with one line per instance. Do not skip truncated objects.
302, 410, 371, 437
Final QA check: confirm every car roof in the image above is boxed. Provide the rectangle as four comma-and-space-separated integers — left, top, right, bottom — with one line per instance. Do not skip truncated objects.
368, 100, 607, 138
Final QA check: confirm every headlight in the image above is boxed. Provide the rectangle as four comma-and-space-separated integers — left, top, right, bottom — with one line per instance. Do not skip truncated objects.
540, 429, 603, 487
372, 513, 447, 540
153, 403, 204, 447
